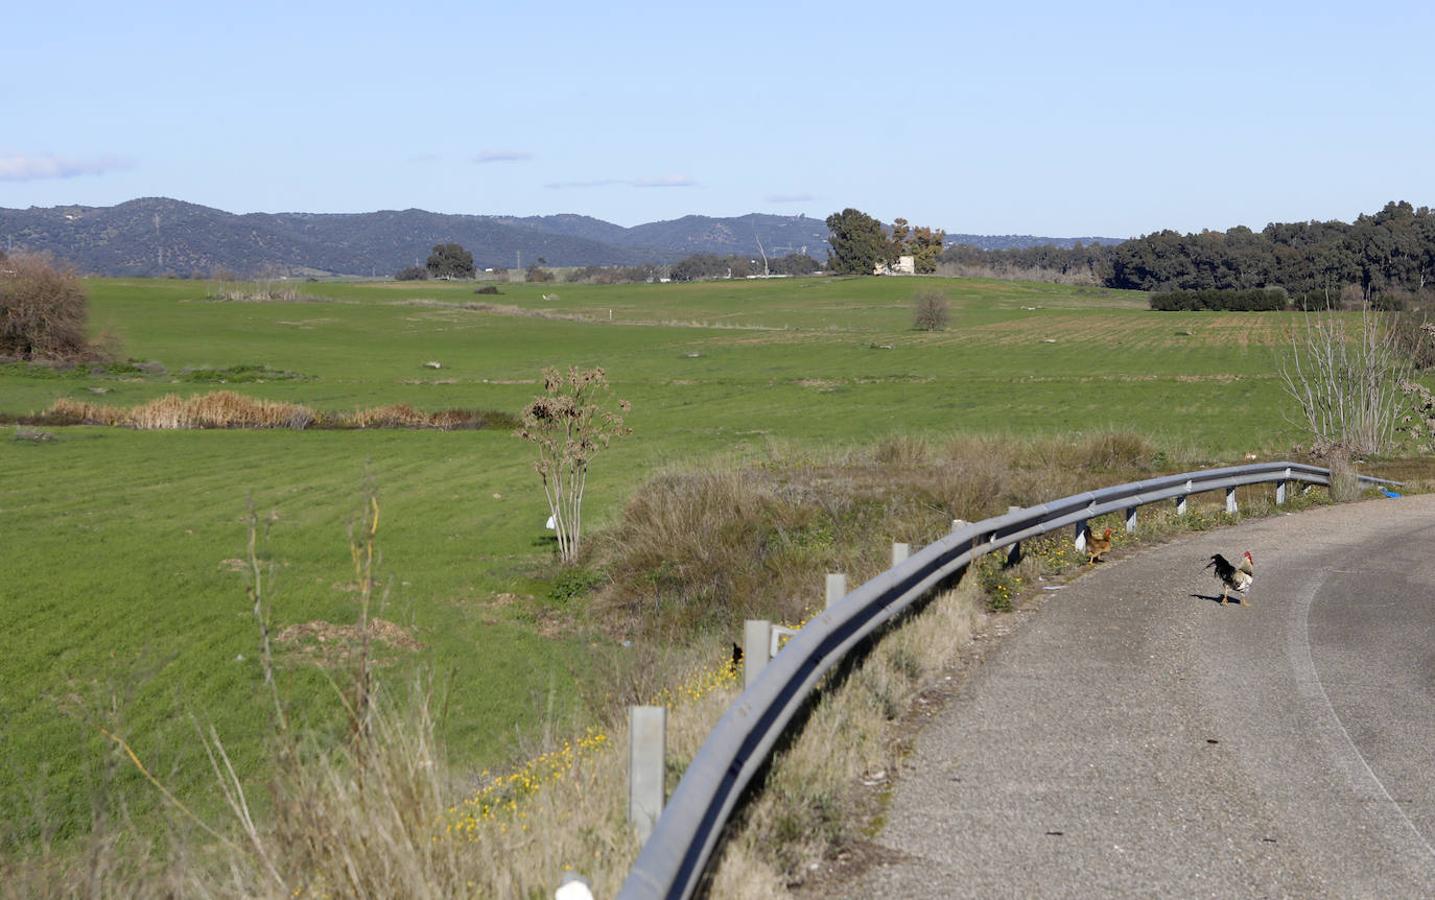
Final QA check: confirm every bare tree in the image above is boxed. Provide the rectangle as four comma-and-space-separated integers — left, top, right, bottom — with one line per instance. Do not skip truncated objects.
912, 289, 951, 331
517, 367, 631, 564
1278, 297, 1411, 456
0, 251, 91, 359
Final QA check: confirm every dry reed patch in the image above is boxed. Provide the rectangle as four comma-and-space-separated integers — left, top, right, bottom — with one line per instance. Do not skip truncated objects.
32, 393, 516, 431
275, 619, 422, 668
204, 285, 329, 303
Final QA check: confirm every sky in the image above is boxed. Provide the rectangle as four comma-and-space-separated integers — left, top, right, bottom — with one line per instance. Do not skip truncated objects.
3, 0, 1433, 237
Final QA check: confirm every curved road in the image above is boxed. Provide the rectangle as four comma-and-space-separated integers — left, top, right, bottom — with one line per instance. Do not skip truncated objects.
843, 495, 1435, 898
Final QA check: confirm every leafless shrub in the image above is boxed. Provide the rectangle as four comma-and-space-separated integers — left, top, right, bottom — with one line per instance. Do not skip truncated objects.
1278, 299, 1411, 456
0, 252, 93, 360
911, 289, 951, 331
517, 367, 631, 564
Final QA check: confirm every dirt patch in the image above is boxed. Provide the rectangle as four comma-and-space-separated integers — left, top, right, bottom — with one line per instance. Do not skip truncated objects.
275, 619, 423, 668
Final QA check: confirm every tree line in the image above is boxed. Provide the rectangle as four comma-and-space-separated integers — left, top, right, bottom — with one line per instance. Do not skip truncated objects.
938, 201, 1435, 303
668, 252, 820, 282
825, 208, 945, 275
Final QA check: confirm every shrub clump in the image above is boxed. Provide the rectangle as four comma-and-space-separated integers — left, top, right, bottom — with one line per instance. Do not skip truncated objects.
592, 432, 1165, 638
1149, 287, 1288, 311
0, 252, 94, 360
912, 289, 951, 331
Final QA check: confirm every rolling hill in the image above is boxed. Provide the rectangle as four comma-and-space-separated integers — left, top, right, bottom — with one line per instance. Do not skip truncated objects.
0, 198, 1123, 276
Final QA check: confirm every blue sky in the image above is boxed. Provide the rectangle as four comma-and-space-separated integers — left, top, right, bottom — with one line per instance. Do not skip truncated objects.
3, 1, 1431, 236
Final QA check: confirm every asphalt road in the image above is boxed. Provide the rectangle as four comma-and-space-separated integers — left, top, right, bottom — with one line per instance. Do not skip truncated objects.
843, 495, 1435, 898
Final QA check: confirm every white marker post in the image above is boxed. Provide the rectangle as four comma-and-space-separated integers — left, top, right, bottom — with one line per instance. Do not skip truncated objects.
628, 706, 667, 844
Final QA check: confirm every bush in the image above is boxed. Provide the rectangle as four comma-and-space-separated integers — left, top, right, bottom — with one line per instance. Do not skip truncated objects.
525, 265, 555, 283
1149, 288, 1288, 311
912, 289, 951, 331
394, 266, 428, 281
474, 285, 501, 295
0, 252, 94, 360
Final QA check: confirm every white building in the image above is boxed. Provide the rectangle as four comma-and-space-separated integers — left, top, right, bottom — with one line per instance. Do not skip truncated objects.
875, 255, 916, 275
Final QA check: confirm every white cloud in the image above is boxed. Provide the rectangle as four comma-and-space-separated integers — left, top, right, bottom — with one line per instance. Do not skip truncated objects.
0, 153, 132, 181
474, 149, 535, 163
545, 174, 697, 189
631, 175, 696, 188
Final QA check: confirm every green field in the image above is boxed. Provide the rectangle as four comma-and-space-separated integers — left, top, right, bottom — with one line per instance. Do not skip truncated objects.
0, 274, 1303, 843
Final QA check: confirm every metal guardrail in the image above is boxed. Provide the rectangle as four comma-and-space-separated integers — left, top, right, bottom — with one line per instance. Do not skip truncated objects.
618, 462, 1398, 900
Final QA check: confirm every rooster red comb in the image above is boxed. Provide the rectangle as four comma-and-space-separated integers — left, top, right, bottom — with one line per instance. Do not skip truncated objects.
1243, 550, 1253, 559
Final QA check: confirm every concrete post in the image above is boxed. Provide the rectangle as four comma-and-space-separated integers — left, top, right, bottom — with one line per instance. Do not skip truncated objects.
1226, 486, 1238, 514
1074, 519, 1089, 555
1275, 480, 1287, 505
825, 573, 846, 609
743, 619, 771, 690
951, 518, 968, 533
891, 542, 910, 566
628, 706, 666, 844
1176, 495, 1188, 515
1125, 506, 1138, 532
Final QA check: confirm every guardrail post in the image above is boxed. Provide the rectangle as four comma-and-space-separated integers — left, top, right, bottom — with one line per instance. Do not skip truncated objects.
1074, 519, 1089, 554
825, 573, 846, 608
1225, 486, 1238, 514
743, 620, 771, 689
1276, 467, 1290, 505
1004, 506, 1022, 565
951, 518, 967, 533
1124, 506, 1137, 532
891, 542, 909, 565
628, 705, 667, 844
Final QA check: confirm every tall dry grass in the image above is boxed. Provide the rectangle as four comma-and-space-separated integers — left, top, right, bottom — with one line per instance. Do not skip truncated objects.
594, 432, 1175, 637
708, 579, 987, 894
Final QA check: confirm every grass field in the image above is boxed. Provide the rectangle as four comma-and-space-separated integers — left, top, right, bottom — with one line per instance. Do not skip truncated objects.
0, 273, 1309, 845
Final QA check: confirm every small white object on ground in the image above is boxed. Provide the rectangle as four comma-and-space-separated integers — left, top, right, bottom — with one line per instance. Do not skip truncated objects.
545, 515, 556, 530
424, 360, 442, 369
555, 873, 593, 900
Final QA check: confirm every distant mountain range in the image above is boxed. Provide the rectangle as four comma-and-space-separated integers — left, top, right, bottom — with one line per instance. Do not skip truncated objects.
0, 198, 1125, 276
